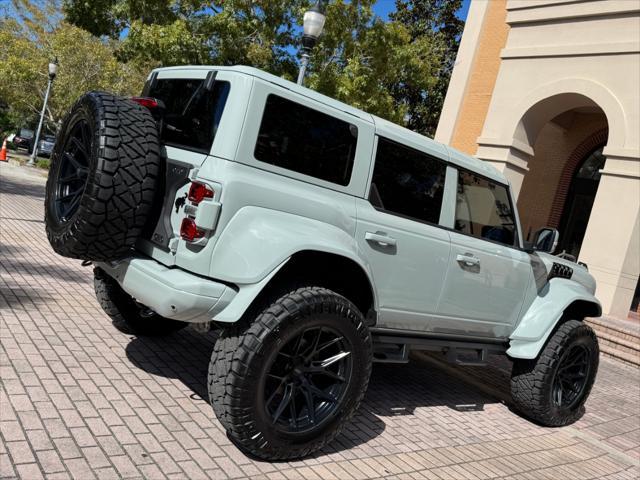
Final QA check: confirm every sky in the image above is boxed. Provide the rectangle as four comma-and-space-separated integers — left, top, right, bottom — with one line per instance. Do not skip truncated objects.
372, 0, 472, 21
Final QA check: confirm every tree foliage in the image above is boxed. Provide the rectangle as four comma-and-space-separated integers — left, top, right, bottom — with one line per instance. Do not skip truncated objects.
0, 1, 148, 133
391, 0, 464, 135
62, 0, 463, 136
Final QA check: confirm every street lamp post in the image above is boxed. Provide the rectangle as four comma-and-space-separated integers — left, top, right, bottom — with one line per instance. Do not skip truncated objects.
297, 1, 326, 86
28, 58, 58, 166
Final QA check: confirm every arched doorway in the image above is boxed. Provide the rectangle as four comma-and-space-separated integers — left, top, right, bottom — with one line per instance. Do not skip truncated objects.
556, 147, 606, 258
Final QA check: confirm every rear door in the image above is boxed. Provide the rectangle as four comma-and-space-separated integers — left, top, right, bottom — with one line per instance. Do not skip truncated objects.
437, 169, 531, 338
356, 136, 452, 332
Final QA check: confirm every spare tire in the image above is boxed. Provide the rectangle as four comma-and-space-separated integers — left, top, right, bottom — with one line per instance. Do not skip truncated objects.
45, 92, 161, 261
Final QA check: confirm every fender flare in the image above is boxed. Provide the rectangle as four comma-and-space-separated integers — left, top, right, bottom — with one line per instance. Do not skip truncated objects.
209, 206, 378, 321
507, 278, 601, 359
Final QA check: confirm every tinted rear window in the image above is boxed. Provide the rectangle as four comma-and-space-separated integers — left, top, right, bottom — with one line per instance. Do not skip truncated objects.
147, 78, 230, 153
254, 94, 358, 186
369, 137, 446, 224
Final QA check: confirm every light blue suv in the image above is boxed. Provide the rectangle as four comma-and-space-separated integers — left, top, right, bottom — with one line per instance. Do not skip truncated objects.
45, 66, 601, 460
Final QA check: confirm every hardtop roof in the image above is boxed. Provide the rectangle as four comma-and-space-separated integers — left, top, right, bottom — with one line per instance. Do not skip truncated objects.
152, 65, 508, 185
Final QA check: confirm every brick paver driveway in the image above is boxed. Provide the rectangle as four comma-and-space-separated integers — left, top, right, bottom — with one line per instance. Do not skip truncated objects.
1, 162, 639, 480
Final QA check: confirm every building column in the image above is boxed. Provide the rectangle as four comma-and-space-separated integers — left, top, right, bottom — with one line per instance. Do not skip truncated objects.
579, 149, 640, 318
475, 139, 532, 198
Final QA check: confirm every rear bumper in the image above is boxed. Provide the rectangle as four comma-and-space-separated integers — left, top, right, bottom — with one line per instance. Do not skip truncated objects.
96, 256, 237, 323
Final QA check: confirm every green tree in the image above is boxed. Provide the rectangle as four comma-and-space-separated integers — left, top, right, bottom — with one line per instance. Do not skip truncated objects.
390, 0, 464, 135
62, 0, 461, 135
0, 1, 148, 133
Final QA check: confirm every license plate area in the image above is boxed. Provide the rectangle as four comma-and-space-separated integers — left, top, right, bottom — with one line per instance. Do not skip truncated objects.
145, 160, 191, 249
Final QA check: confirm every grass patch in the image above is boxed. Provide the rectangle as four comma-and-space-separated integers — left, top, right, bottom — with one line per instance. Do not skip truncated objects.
35, 158, 51, 169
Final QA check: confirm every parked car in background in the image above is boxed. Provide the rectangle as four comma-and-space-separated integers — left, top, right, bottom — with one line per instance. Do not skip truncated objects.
37, 135, 56, 157
13, 128, 34, 153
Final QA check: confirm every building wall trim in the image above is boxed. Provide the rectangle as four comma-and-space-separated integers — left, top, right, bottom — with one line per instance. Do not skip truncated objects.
501, 42, 640, 59
506, 0, 639, 25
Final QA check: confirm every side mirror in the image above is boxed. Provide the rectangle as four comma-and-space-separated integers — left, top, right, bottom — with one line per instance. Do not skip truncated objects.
533, 227, 560, 254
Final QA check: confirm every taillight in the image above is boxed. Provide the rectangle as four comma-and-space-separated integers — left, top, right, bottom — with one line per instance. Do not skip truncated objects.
131, 96, 159, 109
180, 218, 205, 242
188, 182, 214, 205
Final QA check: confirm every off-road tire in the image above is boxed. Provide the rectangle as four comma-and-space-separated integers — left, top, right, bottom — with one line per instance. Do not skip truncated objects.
208, 286, 372, 460
45, 91, 161, 261
510, 319, 599, 426
94, 268, 186, 336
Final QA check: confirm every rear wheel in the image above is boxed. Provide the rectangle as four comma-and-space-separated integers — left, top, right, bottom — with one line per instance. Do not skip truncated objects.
208, 286, 372, 460
94, 268, 187, 336
510, 319, 599, 426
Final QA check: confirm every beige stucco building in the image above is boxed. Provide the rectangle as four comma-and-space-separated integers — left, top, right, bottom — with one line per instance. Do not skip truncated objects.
436, 0, 640, 319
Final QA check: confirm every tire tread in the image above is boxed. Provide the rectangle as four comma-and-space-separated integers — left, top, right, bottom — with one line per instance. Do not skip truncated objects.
510, 319, 599, 426
46, 92, 161, 261
208, 286, 372, 460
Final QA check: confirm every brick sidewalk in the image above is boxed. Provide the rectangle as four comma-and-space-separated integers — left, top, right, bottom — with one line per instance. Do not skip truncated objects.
1, 161, 639, 479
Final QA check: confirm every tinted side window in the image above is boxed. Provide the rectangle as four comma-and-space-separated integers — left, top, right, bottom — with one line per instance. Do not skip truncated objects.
369, 137, 446, 224
148, 79, 230, 153
455, 170, 517, 246
254, 95, 358, 186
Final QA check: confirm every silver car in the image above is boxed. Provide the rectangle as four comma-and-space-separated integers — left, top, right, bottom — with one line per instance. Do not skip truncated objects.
37, 135, 56, 157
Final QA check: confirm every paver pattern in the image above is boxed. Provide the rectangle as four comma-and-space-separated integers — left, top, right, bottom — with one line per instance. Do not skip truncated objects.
1, 161, 639, 479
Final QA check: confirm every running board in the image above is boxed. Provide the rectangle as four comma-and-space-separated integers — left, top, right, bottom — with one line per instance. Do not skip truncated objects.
372, 333, 507, 366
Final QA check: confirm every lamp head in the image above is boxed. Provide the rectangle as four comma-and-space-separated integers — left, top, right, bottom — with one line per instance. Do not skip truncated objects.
48, 57, 58, 79
302, 1, 326, 41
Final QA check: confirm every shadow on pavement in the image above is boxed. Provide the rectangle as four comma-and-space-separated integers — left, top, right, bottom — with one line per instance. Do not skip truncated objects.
0, 242, 90, 285
0, 172, 46, 198
125, 326, 502, 457
0, 286, 52, 310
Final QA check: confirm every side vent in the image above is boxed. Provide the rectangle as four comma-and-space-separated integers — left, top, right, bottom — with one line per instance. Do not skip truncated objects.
549, 262, 573, 280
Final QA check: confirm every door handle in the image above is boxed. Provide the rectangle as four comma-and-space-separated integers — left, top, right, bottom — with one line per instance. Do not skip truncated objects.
365, 232, 397, 247
456, 253, 480, 267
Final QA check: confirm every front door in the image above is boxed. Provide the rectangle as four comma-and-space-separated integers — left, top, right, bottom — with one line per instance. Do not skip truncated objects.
437, 170, 530, 338
356, 137, 451, 332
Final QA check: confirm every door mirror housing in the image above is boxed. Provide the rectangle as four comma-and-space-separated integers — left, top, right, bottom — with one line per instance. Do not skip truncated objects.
532, 227, 560, 254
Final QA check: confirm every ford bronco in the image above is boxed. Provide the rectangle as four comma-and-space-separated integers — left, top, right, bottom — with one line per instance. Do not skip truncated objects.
45, 66, 601, 460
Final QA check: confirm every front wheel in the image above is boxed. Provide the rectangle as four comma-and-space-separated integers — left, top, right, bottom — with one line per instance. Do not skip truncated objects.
510, 319, 599, 426
208, 286, 372, 460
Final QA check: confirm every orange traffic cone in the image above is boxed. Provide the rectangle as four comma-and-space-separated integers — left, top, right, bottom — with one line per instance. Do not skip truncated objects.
0, 138, 7, 162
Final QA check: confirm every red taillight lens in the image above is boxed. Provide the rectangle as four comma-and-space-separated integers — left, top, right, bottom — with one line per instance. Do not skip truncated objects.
131, 96, 159, 109
180, 218, 205, 242
188, 182, 214, 204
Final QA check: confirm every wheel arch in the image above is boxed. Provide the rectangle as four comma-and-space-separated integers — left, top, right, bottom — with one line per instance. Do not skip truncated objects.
507, 279, 601, 360
214, 249, 378, 324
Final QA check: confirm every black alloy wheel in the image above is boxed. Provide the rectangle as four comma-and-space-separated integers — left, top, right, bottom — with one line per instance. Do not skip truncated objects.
510, 319, 599, 427
552, 344, 591, 409
264, 326, 352, 434
52, 119, 91, 223
208, 286, 373, 460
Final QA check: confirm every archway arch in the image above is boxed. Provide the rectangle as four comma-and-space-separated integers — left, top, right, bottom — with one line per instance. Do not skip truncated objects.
548, 128, 609, 228
507, 78, 625, 152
